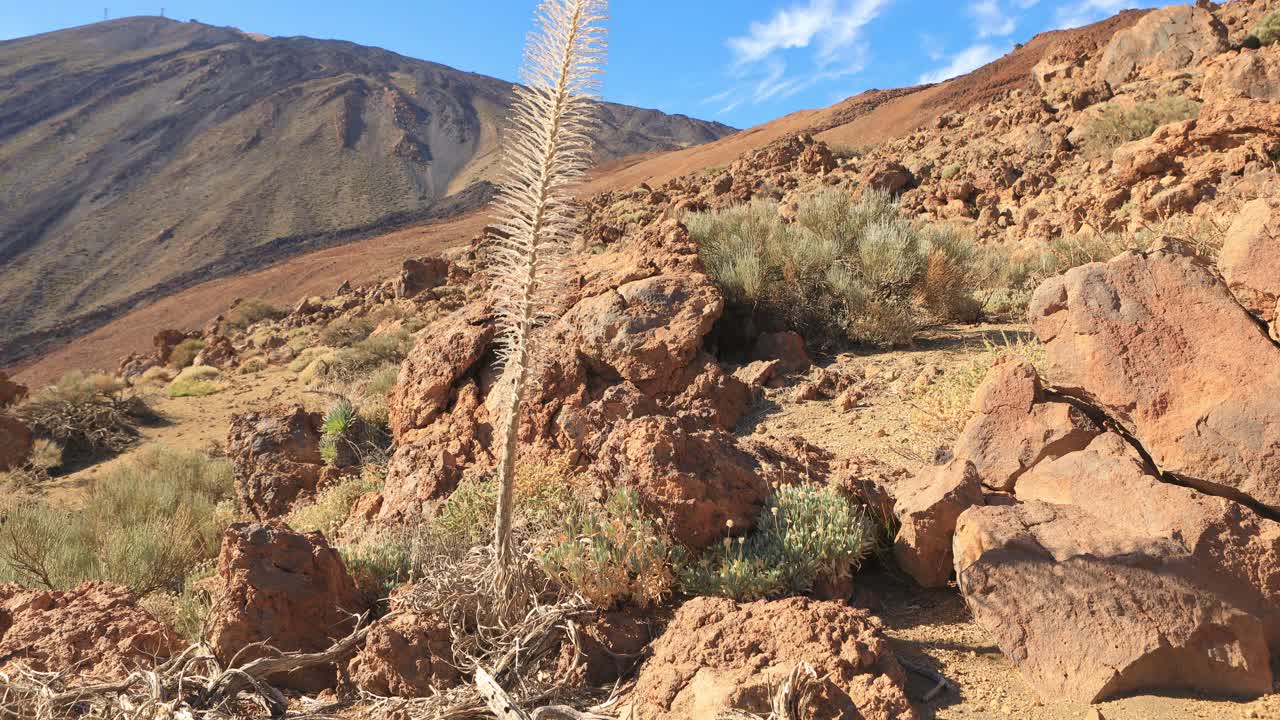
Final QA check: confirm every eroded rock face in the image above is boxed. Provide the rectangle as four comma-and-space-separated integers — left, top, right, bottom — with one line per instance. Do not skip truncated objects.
953, 356, 1100, 491
1030, 247, 1280, 512
380, 221, 817, 537
1220, 197, 1280, 329
893, 460, 984, 588
395, 256, 450, 299
208, 522, 366, 692
348, 603, 459, 697
227, 405, 327, 519
0, 582, 180, 679
1096, 5, 1228, 88
629, 596, 917, 720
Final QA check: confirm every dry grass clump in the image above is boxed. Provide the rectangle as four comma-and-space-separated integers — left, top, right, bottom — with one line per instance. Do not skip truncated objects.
680, 483, 878, 601
319, 315, 375, 347
0, 447, 234, 595
690, 189, 983, 350
1080, 96, 1201, 156
911, 333, 1048, 440
166, 338, 205, 369
167, 365, 224, 398
219, 297, 285, 334
14, 371, 153, 461
0, 439, 64, 489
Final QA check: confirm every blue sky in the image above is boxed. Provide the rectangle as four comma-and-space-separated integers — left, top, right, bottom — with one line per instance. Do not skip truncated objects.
3, 1, 1179, 128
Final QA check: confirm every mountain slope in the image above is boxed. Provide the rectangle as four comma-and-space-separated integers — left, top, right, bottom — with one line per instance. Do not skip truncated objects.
0, 16, 732, 354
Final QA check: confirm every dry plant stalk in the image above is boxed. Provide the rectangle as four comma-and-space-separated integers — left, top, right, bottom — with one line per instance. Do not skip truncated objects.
487, 0, 607, 591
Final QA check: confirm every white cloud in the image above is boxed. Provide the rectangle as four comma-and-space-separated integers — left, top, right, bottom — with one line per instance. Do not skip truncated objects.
714, 0, 885, 115
1054, 0, 1130, 29
970, 0, 1017, 37
918, 43, 1006, 84
919, 31, 946, 61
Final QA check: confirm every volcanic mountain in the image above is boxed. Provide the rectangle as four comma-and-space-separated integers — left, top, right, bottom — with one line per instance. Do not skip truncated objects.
0, 16, 733, 359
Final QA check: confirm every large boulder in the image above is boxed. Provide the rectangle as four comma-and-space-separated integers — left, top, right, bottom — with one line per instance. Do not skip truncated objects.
0, 414, 33, 471
1030, 246, 1280, 512
628, 596, 917, 720
1095, 5, 1228, 88
0, 582, 181, 679
955, 430, 1280, 703
394, 256, 449, 299
227, 405, 328, 519
1219, 197, 1280, 329
893, 460, 984, 588
388, 301, 494, 442
953, 356, 1100, 491
207, 522, 367, 692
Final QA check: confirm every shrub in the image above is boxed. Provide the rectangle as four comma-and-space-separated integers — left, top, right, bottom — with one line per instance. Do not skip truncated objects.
1255, 10, 1280, 45
167, 339, 205, 369
168, 365, 224, 398
238, 356, 267, 374
323, 330, 413, 381
0, 448, 234, 595
690, 190, 982, 349
319, 398, 358, 465
289, 347, 332, 373
354, 362, 400, 428
680, 484, 878, 601
15, 371, 151, 459
140, 366, 175, 384
1080, 97, 1201, 156
319, 316, 375, 347
288, 472, 380, 536
940, 163, 962, 180
340, 530, 415, 608
220, 298, 285, 334
537, 487, 682, 609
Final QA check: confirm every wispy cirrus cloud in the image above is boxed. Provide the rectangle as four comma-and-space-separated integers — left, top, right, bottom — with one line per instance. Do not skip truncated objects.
1055, 0, 1130, 28
970, 0, 1016, 37
712, 0, 888, 115
918, 43, 1005, 84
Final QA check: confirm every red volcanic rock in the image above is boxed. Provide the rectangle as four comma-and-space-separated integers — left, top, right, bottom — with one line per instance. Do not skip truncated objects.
0, 372, 27, 408
0, 582, 180, 679
0, 414, 33, 471
1095, 5, 1228, 88
348, 596, 460, 697
395, 256, 450, 299
1219, 197, 1280, 328
629, 596, 917, 720
1030, 246, 1280, 512
207, 522, 367, 692
749, 331, 812, 373
953, 356, 1100, 491
893, 460, 984, 588
227, 405, 327, 519
388, 301, 494, 442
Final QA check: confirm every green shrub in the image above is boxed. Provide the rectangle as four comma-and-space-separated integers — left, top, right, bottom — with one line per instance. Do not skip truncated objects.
680, 484, 878, 601
288, 472, 381, 536
167, 339, 205, 369
355, 363, 400, 428
319, 398, 358, 465
320, 316, 375, 347
537, 487, 682, 609
940, 163, 962, 180
1081, 97, 1201, 156
690, 189, 982, 349
340, 530, 415, 608
16, 371, 151, 459
238, 356, 268, 374
1255, 10, 1280, 45
0, 448, 234, 595
220, 298, 285, 334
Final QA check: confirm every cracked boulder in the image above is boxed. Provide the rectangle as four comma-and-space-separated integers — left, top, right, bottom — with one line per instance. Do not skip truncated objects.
227, 405, 329, 519
1030, 246, 1280, 513
955, 435, 1280, 702
893, 460, 984, 588
1219, 197, 1280, 333
952, 355, 1100, 491
1095, 4, 1228, 88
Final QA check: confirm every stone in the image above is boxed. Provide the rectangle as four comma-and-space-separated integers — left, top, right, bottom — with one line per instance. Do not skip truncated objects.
954, 356, 1100, 491
394, 256, 450, 299
388, 302, 494, 441
629, 596, 917, 720
207, 522, 367, 692
0, 582, 180, 679
1096, 5, 1229, 88
893, 460, 984, 588
227, 405, 327, 519
0, 372, 27, 408
749, 331, 812, 373
1030, 247, 1280, 512
348, 601, 460, 697
864, 160, 915, 195
1219, 197, 1280, 325
0, 414, 33, 471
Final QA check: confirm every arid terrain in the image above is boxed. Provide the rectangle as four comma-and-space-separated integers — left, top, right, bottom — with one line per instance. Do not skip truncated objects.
2, 1, 1280, 719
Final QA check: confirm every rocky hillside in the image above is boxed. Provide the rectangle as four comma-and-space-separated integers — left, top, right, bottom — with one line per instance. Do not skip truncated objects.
0, 16, 732, 363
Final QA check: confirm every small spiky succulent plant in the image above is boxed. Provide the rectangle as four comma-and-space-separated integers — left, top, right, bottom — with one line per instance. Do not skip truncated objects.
487, 0, 607, 585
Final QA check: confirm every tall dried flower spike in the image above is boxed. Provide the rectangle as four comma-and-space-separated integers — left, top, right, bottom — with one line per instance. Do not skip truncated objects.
488, 0, 608, 591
